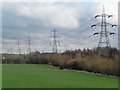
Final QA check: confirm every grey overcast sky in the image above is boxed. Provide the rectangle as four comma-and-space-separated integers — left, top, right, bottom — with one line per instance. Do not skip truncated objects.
1, 0, 119, 53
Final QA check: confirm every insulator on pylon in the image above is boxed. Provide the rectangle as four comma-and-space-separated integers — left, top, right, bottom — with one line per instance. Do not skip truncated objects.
108, 15, 113, 18
93, 33, 99, 35
110, 33, 115, 35
95, 15, 100, 18
91, 25, 96, 27
111, 25, 117, 27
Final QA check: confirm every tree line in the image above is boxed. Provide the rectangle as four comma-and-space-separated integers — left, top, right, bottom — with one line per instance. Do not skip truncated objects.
2, 47, 120, 77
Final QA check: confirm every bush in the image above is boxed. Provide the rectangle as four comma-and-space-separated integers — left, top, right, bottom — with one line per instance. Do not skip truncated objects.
2, 48, 119, 77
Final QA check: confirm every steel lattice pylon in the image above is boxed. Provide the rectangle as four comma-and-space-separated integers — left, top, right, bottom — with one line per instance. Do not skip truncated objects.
17, 40, 21, 55
27, 36, 31, 54
91, 5, 117, 54
50, 28, 61, 53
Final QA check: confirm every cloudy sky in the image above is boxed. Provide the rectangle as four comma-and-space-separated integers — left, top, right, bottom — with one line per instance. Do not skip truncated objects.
1, 0, 119, 53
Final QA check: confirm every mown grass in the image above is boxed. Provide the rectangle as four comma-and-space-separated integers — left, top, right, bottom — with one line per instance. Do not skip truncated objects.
2, 64, 119, 88
0, 64, 2, 89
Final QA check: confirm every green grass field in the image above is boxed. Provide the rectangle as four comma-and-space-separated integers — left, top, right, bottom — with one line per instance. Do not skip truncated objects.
0, 64, 2, 89
2, 64, 119, 88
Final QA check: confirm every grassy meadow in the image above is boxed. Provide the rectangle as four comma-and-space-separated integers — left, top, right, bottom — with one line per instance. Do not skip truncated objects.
2, 64, 119, 88
0, 64, 2, 89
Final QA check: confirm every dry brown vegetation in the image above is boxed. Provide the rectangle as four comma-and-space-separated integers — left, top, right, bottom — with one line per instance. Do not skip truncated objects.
2, 47, 120, 77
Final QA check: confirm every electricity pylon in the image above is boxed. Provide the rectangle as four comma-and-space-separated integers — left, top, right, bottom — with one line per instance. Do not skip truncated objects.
10, 48, 13, 54
50, 28, 61, 53
17, 40, 21, 55
91, 5, 117, 54
27, 36, 31, 54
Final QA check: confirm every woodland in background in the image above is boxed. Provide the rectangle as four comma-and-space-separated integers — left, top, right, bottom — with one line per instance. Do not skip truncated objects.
2, 47, 120, 77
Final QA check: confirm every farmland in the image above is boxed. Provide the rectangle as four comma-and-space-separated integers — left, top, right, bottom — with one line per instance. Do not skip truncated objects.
2, 64, 118, 88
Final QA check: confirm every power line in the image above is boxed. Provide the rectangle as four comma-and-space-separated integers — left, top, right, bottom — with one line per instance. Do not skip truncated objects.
67, 27, 92, 39
62, 34, 95, 47
60, 17, 95, 36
